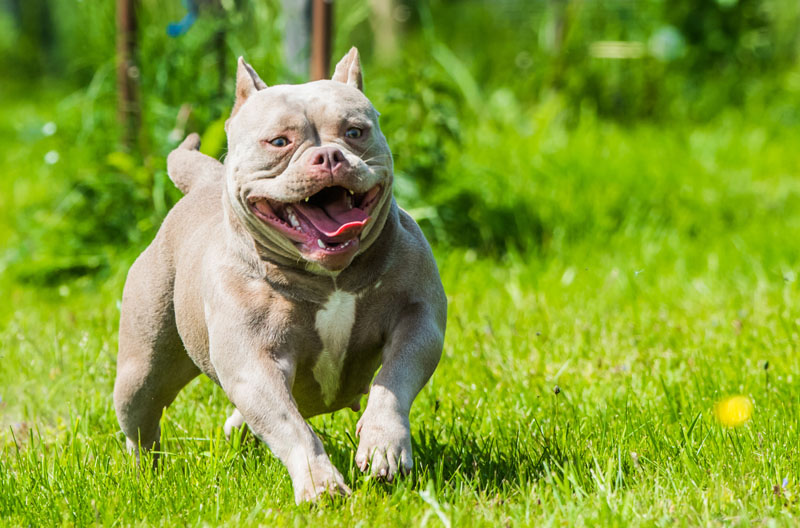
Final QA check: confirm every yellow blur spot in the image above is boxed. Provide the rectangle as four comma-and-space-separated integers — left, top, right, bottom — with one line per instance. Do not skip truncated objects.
714, 395, 753, 427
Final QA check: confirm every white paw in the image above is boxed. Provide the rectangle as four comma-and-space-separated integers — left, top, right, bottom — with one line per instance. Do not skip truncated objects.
290, 456, 351, 504
355, 410, 413, 481
223, 409, 246, 440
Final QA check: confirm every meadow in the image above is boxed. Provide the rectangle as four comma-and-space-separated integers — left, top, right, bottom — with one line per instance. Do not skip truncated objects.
2, 1, 800, 526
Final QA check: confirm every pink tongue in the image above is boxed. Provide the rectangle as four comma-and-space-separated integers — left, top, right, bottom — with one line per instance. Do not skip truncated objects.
294, 198, 370, 242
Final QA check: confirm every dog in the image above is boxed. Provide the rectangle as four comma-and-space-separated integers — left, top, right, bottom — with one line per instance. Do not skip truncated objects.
113, 48, 447, 503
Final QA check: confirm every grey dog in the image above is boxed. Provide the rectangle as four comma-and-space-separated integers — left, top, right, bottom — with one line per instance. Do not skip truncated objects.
113, 48, 447, 503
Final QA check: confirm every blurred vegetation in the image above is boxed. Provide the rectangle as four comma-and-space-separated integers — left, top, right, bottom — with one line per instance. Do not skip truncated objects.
1, 0, 800, 285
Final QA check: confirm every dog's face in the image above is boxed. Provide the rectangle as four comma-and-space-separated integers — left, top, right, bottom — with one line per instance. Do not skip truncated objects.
224, 49, 394, 272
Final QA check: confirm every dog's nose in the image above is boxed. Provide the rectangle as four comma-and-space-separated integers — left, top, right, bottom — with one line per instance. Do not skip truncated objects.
308, 147, 349, 174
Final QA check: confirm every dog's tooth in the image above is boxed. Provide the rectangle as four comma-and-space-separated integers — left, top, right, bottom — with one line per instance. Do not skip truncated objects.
304, 197, 309, 202
348, 189, 354, 195
317, 239, 326, 249
289, 213, 300, 228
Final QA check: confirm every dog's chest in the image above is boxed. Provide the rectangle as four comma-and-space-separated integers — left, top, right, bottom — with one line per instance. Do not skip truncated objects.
311, 290, 357, 405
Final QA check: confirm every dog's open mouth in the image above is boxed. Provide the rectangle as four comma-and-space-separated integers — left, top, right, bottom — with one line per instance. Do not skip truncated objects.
248, 184, 383, 255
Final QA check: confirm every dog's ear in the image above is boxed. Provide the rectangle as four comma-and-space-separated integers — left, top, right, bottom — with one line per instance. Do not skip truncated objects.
331, 47, 363, 92
231, 57, 267, 118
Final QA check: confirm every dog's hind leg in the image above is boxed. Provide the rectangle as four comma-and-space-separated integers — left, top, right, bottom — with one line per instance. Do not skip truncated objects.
113, 248, 200, 457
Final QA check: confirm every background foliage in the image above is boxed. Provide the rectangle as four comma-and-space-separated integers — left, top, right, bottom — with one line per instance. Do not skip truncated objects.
2, 0, 800, 280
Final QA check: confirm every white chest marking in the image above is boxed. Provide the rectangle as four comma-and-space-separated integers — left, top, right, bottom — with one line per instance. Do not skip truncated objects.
313, 290, 357, 405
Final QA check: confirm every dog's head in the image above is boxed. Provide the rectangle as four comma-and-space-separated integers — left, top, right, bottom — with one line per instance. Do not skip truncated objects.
224, 48, 394, 273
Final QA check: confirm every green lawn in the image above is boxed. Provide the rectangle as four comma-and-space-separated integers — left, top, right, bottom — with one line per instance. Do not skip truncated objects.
2, 90, 800, 526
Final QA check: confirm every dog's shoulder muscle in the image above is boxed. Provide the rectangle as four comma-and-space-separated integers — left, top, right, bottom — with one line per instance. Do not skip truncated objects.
380, 208, 447, 321
395, 208, 442, 284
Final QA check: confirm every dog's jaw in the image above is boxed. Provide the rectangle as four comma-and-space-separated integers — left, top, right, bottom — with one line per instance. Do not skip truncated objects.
247, 183, 386, 271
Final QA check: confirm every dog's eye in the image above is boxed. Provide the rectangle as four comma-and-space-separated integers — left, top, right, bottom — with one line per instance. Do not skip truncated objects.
268, 137, 289, 147
345, 128, 362, 139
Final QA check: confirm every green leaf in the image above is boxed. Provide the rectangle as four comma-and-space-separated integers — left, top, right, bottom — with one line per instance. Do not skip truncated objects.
200, 117, 227, 160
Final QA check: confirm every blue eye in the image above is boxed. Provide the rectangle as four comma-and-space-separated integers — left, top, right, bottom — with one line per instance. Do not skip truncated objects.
269, 137, 289, 147
345, 128, 362, 139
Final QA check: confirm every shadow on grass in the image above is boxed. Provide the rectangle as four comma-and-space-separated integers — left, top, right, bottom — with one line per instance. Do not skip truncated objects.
158, 402, 601, 500
409, 413, 574, 491
317, 403, 593, 496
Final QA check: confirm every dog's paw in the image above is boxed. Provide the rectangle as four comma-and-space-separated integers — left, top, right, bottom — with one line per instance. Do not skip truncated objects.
291, 456, 351, 504
355, 409, 413, 481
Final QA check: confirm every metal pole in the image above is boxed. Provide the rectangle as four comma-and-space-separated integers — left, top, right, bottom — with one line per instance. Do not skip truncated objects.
310, 0, 333, 80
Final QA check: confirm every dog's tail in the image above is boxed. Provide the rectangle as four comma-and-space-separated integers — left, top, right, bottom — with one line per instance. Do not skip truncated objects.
167, 133, 224, 194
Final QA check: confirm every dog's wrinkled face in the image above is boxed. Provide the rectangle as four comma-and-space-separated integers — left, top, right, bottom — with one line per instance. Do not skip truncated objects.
224, 49, 394, 272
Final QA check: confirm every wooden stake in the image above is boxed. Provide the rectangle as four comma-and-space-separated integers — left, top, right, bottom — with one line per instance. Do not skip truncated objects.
310, 0, 333, 80
116, 0, 140, 150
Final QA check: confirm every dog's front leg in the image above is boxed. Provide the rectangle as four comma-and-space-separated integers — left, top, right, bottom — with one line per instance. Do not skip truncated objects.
355, 302, 445, 480
211, 343, 350, 503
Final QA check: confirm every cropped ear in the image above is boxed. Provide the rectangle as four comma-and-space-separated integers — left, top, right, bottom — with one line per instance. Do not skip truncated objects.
331, 47, 363, 92
231, 57, 267, 117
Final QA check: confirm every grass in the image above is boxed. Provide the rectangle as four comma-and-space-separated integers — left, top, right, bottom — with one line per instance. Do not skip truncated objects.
2, 87, 800, 526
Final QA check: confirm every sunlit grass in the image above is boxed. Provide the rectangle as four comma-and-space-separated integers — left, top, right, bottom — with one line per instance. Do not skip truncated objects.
2, 226, 799, 525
